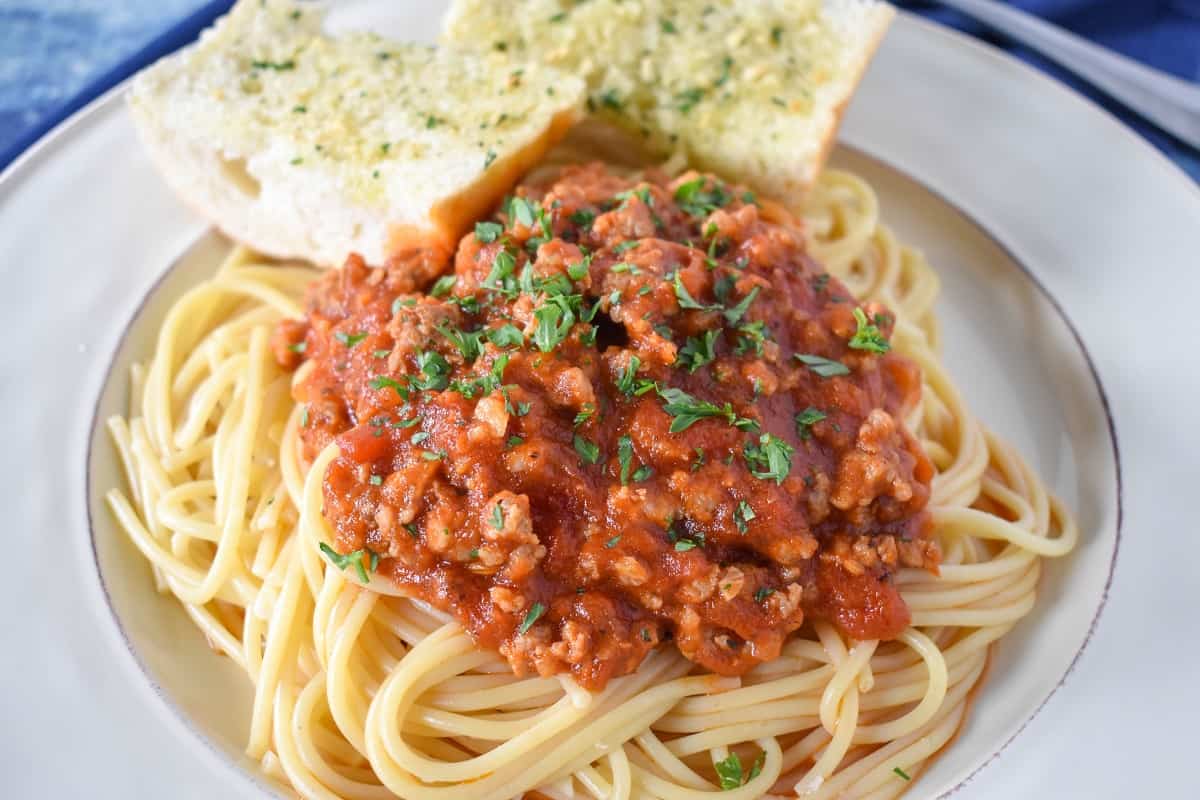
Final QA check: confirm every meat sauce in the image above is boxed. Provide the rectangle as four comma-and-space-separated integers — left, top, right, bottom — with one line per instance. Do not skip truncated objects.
274, 163, 938, 690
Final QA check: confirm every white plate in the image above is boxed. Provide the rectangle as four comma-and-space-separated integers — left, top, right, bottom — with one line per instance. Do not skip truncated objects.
1, 7, 1197, 800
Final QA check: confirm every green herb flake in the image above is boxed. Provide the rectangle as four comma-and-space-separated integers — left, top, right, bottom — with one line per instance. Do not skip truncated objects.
369, 375, 408, 398
893, 767, 911, 781
658, 386, 756, 433
430, 275, 457, 298
723, 286, 760, 325
491, 503, 505, 530
795, 407, 827, 439
252, 59, 295, 71
660, 18, 677, 33
754, 586, 776, 603
484, 150, 497, 169
605, 535, 622, 549
743, 434, 795, 484
318, 543, 373, 583
475, 221, 504, 243
795, 353, 850, 378
849, 306, 891, 353
287, 341, 307, 354
676, 329, 719, 373
506, 435, 524, 448
508, 196, 536, 228
672, 271, 719, 312
734, 500, 756, 534
488, 323, 524, 347
517, 601, 546, 634
569, 209, 595, 228
715, 752, 754, 790
334, 331, 368, 348
573, 435, 600, 465
618, 435, 634, 485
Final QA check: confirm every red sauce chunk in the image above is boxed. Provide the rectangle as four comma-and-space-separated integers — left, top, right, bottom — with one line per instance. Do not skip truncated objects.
276, 163, 939, 690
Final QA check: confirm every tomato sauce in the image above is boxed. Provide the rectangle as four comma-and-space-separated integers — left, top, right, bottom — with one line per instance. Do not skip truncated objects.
275, 163, 938, 689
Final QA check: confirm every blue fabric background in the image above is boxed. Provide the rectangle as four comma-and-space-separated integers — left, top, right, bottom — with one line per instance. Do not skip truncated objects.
1, 0, 1197, 180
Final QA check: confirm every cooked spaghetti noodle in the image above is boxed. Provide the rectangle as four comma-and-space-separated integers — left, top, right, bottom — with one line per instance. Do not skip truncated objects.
106, 167, 1076, 800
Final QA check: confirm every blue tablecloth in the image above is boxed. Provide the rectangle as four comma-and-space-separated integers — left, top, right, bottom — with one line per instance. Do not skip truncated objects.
1, 0, 1197, 181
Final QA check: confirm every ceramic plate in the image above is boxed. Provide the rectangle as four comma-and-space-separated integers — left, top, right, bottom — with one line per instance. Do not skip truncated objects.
1, 5, 1197, 799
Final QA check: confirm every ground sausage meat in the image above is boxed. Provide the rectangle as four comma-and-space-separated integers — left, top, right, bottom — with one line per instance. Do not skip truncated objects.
278, 162, 938, 690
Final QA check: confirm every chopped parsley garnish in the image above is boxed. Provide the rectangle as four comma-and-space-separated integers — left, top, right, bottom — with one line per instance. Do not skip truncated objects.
436, 322, 484, 361
508, 196, 536, 228
617, 435, 634, 484
674, 176, 731, 218
658, 387, 757, 433
567, 256, 591, 281
632, 465, 653, 482
722, 286, 760, 325
893, 767, 911, 781
430, 275, 456, 298
676, 86, 705, 113
734, 321, 769, 356
483, 249, 517, 292
369, 375, 408, 398
292, 104, 307, 113
300, 405, 309, 428
318, 543, 375, 583
795, 353, 850, 377
287, 341, 307, 354
368, 474, 383, 486
754, 587, 776, 603
676, 329, 719, 373
573, 435, 600, 464
506, 435, 524, 448
491, 503, 505, 530
795, 407, 827, 439
533, 295, 577, 352
743, 434, 795, 484
848, 306, 891, 353
672, 272, 720, 312
548, 11, 566, 22
605, 535, 622, 549
660, 17, 677, 33
411, 351, 450, 391
598, 88, 623, 110
613, 240, 639, 254
734, 500, 756, 533
475, 221, 503, 243
488, 323, 524, 347
517, 602, 546, 634
674, 539, 698, 552
251, 59, 295, 71
574, 405, 595, 427
569, 209, 596, 228
421, 449, 446, 461
615, 355, 655, 396
483, 150, 497, 169
714, 751, 763, 790
410, 431, 429, 445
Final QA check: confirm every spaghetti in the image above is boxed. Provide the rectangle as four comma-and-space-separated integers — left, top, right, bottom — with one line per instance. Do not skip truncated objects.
106, 167, 1076, 799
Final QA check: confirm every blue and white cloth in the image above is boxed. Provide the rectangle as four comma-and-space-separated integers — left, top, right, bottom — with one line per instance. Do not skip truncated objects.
2, 0, 1197, 180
